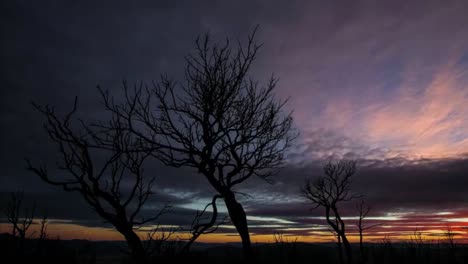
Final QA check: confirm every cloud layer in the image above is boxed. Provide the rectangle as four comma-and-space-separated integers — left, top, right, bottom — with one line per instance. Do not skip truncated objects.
1, 0, 468, 242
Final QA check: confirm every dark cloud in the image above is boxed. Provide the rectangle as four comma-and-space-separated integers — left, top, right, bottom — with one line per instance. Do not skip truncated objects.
2, 0, 468, 240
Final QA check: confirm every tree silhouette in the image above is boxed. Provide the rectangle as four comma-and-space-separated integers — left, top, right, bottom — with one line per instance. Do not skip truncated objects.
4, 191, 35, 255
144, 223, 177, 257
100, 27, 296, 260
36, 214, 49, 256
38, 215, 49, 241
328, 217, 344, 264
26, 99, 168, 264
356, 198, 380, 264
181, 194, 229, 254
302, 160, 361, 264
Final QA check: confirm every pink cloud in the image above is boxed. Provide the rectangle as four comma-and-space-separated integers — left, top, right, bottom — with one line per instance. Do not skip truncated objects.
261, 1, 468, 160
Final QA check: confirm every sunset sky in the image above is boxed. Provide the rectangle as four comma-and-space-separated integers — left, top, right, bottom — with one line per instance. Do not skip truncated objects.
1, 0, 468, 244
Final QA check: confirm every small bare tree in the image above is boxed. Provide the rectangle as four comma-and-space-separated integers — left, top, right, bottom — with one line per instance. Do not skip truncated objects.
38, 215, 49, 241
143, 224, 177, 257
301, 160, 361, 264
181, 194, 229, 254
26, 99, 168, 264
4, 191, 36, 254
272, 231, 298, 260
35, 214, 49, 256
444, 225, 457, 263
356, 198, 380, 264
445, 225, 456, 248
100, 27, 296, 259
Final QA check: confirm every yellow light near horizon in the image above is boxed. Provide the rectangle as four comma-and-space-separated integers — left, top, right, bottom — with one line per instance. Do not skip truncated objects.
1, 222, 467, 244
435, 212, 454, 216
0, 223, 122, 241
446, 218, 468, 222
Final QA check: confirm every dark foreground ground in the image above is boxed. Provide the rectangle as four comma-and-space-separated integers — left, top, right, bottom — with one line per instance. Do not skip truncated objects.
1, 234, 467, 264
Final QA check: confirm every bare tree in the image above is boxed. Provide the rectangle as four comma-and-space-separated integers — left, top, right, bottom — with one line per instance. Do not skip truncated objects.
181, 194, 229, 254
444, 225, 457, 263
4, 191, 36, 254
36, 214, 49, 256
444, 225, 456, 248
272, 231, 298, 264
356, 198, 380, 264
38, 215, 49, 241
26, 100, 168, 264
301, 160, 361, 264
143, 224, 177, 257
99, 27, 296, 259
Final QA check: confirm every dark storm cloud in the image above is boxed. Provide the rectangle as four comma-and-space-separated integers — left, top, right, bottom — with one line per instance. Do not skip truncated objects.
2, 0, 468, 238
0, 190, 98, 224
0, 0, 301, 230
0, 187, 220, 229
243, 156, 468, 217
3, 153, 466, 234
0, 0, 280, 192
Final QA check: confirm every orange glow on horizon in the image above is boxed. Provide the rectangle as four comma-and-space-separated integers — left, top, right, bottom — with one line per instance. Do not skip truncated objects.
2, 221, 467, 244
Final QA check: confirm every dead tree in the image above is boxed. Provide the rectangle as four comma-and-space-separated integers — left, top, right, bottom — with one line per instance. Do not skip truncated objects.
444, 225, 457, 263
38, 215, 48, 241
4, 191, 36, 254
143, 224, 177, 257
356, 198, 380, 264
444, 225, 456, 248
100, 27, 296, 260
302, 160, 361, 264
26, 99, 168, 264
181, 194, 229, 254
36, 215, 49, 255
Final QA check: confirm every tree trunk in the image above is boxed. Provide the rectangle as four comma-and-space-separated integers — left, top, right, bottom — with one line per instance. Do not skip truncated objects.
333, 207, 352, 264
118, 226, 148, 264
341, 234, 353, 264
19, 232, 25, 256
224, 192, 253, 261
182, 194, 220, 254
181, 232, 200, 254
359, 227, 365, 264
337, 234, 344, 264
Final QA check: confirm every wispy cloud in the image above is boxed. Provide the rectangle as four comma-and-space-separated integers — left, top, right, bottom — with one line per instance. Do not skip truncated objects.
266, 1, 468, 161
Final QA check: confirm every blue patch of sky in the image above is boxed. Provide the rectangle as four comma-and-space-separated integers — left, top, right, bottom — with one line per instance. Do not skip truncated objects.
375, 58, 404, 98
456, 52, 468, 68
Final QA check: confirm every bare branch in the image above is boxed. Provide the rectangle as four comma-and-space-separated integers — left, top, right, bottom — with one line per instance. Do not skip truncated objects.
301, 160, 360, 264
27, 99, 164, 264
99, 27, 296, 258
181, 194, 229, 254
3, 191, 36, 254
